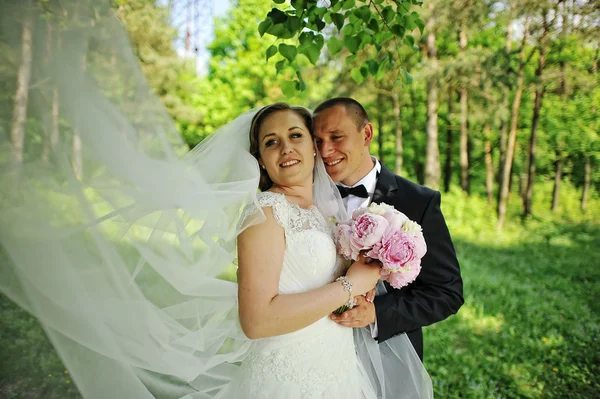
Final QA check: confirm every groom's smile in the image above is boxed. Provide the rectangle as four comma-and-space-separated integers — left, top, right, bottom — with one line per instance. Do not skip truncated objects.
313, 105, 374, 186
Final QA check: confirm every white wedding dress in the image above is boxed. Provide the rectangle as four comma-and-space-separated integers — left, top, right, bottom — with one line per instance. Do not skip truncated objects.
215, 191, 377, 399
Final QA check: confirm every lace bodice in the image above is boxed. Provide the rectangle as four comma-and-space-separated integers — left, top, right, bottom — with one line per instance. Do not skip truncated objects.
242, 191, 338, 294
231, 192, 360, 398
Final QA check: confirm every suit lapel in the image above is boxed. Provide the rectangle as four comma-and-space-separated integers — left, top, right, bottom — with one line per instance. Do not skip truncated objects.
372, 164, 398, 206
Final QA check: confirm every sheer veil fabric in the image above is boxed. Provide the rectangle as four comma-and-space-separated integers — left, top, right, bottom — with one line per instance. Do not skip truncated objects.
0, 1, 431, 398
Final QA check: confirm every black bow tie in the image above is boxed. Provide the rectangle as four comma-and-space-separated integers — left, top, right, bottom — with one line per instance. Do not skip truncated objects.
337, 184, 369, 198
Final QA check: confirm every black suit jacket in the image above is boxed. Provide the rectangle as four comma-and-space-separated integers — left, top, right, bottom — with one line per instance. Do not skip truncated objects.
372, 165, 464, 360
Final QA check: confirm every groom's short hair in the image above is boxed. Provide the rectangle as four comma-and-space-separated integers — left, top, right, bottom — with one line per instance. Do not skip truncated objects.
313, 97, 369, 130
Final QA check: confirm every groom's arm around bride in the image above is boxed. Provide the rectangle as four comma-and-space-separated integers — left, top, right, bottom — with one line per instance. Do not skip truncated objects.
313, 97, 464, 360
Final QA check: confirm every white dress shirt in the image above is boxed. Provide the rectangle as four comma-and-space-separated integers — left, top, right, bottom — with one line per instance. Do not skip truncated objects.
337, 156, 382, 338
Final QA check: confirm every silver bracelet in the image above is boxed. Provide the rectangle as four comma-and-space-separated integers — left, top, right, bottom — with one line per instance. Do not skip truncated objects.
335, 276, 353, 307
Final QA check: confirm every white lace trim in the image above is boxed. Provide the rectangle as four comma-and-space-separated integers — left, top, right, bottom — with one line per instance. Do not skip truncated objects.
241, 192, 333, 238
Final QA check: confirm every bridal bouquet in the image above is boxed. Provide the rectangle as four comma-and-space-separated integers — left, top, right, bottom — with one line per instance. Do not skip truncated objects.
336, 202, 427, 290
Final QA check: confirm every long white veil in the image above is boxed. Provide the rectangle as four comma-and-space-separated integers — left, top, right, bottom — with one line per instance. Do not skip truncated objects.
0, 1, 431, 398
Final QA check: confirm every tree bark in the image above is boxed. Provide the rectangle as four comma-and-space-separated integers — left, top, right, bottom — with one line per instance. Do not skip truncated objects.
377, 97, 384, 162
424, 3, 440, 190
551, 155, 563, 212
459, 28, 469, 193
443, 88, 454, 193
410, 87, 424, 184
524, 13, 549, 218
497, 0, 513, 188
484, 123, 494, 205
580, 157, 591, 211
393, 89, 403, 176
10, 13, 35, 164
497, 21, 529, 230
41, 22, 53, 163
73, 39, 88, 180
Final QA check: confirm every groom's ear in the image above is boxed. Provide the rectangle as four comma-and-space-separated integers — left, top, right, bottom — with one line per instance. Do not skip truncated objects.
363, 123, 374, 146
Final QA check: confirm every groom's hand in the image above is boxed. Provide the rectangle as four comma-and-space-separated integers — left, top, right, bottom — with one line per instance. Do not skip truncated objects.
330, 295, 376, 328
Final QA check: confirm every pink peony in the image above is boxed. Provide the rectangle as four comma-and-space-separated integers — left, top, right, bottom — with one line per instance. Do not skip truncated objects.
350, 214, 389, 259
386, 266, 422, 289
370, 227, 427, 272
351, 207, 368, 220
382, 208, 409, 229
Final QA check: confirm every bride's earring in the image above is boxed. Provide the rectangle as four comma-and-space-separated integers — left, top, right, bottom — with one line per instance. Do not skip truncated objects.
313, 152, 316, 157
261, 165, 266, 170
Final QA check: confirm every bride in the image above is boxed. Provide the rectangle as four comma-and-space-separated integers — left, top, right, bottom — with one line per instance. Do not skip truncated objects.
221, 103, 381, 398
0, 2, 432, 398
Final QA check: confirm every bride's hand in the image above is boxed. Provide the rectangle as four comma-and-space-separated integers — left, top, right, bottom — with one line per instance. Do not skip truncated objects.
363, 287, 376, 303
345, 255, 381, 295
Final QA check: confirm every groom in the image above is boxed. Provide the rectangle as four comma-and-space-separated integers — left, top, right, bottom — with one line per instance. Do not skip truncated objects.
313, 97, 464, 360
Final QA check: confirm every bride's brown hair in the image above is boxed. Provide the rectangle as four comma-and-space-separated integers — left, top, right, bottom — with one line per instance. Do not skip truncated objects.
249, 103, 313, 191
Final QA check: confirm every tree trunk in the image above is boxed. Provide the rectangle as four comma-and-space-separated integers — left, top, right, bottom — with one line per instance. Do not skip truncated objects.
393, 89, 403, 176
459, 29, 469, 193
410, 87, 424, 184
10, 13, 35, 164
497, 21, 529, 230
377, 99, 384, 162
51, 86, 60, 152
443, 88, 454, 193
497, 0, 513, 189
73, 39, 88, 180
524, 13, 549, 217
424, 4, 440, 190
41, 23, 53, 163
484, 123, 494, 205
581, 157, 591, 211
551, 155, 563, 212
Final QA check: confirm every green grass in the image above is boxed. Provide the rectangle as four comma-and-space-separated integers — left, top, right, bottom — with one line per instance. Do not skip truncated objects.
1, 183, 599, 398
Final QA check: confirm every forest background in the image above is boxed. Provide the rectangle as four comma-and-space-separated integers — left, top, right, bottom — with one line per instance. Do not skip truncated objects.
1, 0, 599, 398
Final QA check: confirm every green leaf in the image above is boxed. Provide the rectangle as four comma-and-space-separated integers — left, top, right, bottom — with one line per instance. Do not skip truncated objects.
404, 34, 415, 47
287, 16, 303, 34
405, 12, 417, 31
267, 8, 288, 24
366, 59, 378, 75
290, 0, 306, 10
314, 34, 325, 50
415, 18, 425, 35
391, 24, 405, 38
327, 36, 344, 55
398, 1, 411, 15
368, 18, 379, 33
351, 67, 364, 83
296, 71, 307, 91
315, 17, 326, 31
275, 60, 285, 75
342, 23, 354, 36
266, 45, 278, 61
313, 6, 327, 19
267, 23, 294, 39
258, 19, 273, 37
342, 0, 355, 10
273, 0, 286, 3
278, 43, 298, 62
375, 58, 388, 81
381, 7, 395, 24
331, 13, 345, 31
300, 44, 320, 65
299, 31, 314, 47
353, 6, 371, 23
343, 35, 361, 53
401, 67, 414, 84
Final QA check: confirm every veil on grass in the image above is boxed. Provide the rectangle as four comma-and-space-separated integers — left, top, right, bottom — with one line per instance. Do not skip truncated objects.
0, 1, 431, 398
